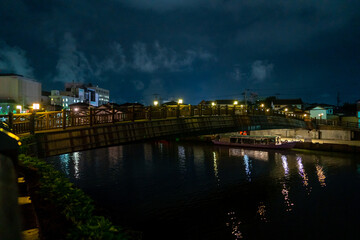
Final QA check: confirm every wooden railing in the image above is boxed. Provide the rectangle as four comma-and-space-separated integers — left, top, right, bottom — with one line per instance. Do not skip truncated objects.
0, 105, 306, 134
314, 119, 360, 130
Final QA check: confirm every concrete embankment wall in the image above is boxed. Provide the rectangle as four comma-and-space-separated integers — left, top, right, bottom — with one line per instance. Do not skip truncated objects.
250, 128, 352, 141
32, 115, 307, 157
35, 116, 237, 157
294, 142, 360, 153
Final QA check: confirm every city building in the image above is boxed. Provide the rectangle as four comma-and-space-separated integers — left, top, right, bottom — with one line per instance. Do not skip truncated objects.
87, 85, 110, 106
199, 100, 243, 106
0, 73, 41, 113
65, 82, 110, 107
308, 106, 328, 120
49, 90, 82, 109
272, 98, 303, 110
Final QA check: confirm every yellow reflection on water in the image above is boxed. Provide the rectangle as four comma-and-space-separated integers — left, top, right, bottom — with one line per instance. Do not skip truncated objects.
257, 202, 268, 222
316, 164, 327, 187
229, 148, 268, 161
282, 183, 294, 212
213, 151, 220, 185
226, 211, 243, 239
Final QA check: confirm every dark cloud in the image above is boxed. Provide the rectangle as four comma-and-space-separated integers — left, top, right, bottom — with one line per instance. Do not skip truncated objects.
0, 0, 359, 104
0, 42, 34, 77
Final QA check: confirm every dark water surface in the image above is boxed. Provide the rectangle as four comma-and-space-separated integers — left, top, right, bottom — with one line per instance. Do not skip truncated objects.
47, 141, 360, 239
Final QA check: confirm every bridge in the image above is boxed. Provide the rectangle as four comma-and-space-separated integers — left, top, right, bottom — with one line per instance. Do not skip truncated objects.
1, 105, 309, 157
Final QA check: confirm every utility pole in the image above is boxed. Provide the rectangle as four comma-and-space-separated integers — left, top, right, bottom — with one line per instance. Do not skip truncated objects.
243, 89, 249, 107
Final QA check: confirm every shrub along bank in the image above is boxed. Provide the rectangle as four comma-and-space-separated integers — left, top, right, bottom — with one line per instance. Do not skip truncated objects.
18, 154, 129, 240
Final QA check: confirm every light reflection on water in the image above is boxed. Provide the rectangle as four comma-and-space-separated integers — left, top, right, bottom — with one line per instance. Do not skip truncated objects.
47, 142, 360, 239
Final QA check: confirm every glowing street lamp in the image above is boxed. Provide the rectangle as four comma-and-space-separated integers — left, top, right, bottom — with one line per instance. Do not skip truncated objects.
153, 100, 159, 106
285, 108, 288, 112
260, 103, 264, 108
233, 100, 238, 105
16, 105, 22, 113
211, 102, 216, 106
178, 99, 183, 105
318, 113, 324, 120
33, 103, 40, 110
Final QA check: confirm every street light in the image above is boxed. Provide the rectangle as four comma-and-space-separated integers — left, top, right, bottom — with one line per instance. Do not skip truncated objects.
178, 99, 183, 104
211, 102, 216, 106
260, 103, 264, 108
33, 103, 40, 111
16, 105, 22, 113
233, 101, 238, 105
153, 100, 159, 106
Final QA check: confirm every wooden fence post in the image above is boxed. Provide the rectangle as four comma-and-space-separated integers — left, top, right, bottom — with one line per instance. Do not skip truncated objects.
163, 106, 167, 119
132, 105, 135, 122
176, 105, 180, 118
8, 112, 13, 131
89, 108, 93, 126
62, 109, 66, 129
112, 106, 115, 124
189, 104, 194, 116
148, 106, 152, 120
30, 112, 35, 135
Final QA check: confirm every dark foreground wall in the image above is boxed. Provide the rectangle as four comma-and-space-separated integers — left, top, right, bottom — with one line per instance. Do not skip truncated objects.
33, 115, 307, 157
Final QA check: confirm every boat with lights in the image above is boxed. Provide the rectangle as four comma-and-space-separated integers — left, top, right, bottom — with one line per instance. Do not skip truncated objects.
212, 135, 296, 149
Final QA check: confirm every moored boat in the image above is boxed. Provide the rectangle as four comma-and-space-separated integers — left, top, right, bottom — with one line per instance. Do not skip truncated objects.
212, 135, 296, 149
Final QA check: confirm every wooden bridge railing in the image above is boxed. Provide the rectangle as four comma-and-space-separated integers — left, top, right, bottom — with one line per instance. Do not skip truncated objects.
0, 105, 306, 135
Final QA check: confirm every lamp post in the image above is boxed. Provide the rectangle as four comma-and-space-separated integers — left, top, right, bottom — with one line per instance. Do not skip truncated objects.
16, 105, 22, 114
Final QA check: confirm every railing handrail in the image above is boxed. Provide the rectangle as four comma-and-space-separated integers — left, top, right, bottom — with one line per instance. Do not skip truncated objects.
0, 105, 307, 134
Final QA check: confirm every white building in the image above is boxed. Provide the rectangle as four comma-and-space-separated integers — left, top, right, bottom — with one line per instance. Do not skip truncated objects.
309, 106, 327, 120
49, 90, 82, 109
87, 86, 109, 106
0, 73, 41, 107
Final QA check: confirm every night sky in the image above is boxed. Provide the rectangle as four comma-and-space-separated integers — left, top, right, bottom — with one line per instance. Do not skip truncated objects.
1, 0, 359, 105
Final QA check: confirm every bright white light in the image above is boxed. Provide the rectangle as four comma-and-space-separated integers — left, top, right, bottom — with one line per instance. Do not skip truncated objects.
233, 101, 238, 105
33, 103, 40, 110
178, 99, 183, 104
154, 100, 159, 106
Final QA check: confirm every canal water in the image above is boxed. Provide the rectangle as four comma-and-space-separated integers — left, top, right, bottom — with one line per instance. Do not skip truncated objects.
47, 141, 360, 240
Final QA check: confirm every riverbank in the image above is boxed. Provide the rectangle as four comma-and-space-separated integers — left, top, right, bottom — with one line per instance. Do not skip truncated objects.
183, 135, 360, 153
18, 154, 137, 240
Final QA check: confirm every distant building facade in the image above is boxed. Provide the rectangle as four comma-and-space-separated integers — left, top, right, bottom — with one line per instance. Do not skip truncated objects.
49, 90, 82, 109
309, 106, 328, 120
0, 73, 41, 113
272, 98, 303, 110
49, 83, 110, 109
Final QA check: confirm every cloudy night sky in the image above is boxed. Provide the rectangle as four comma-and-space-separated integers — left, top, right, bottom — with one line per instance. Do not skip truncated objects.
0, 0, 359, 105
